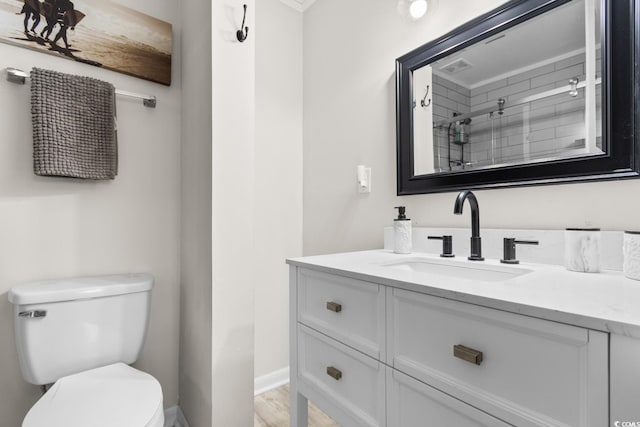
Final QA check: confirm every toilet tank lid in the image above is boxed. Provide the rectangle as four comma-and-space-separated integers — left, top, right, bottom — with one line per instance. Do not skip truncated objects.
8, 273, 154, 305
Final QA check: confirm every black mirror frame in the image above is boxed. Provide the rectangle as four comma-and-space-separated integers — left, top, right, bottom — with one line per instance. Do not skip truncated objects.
396, 0, 639, 195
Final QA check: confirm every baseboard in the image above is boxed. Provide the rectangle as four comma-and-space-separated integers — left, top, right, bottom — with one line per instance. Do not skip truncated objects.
176, 406, 189, 427
254, 366, 290, 396
164, 405, 189, 427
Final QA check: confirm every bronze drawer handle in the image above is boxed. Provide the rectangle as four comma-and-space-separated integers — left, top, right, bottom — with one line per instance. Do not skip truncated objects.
326, 366, 342, 381
454, 344, 483, 365
326, 301, 342, 313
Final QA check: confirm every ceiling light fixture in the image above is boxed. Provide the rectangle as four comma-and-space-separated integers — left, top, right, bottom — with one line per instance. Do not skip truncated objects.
398, 0, 428, 21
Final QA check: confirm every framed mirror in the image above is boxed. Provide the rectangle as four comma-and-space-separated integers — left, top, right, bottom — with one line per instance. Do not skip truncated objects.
396, 0, 639, 195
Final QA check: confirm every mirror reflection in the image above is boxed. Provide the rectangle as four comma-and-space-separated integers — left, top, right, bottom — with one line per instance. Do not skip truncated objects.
413, 0, 602, 175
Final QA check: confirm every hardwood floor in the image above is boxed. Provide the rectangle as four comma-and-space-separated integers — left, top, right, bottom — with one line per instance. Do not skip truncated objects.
254, 384, 339, 427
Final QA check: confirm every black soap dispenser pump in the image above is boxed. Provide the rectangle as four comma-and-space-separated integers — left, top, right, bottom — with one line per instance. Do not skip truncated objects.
394, 206, 412, 254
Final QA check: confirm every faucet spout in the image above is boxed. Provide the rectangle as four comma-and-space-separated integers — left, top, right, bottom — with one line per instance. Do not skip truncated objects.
453, 190, 484, 261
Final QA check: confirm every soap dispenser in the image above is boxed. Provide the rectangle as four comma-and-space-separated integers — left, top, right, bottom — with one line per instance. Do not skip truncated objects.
394, 206, 412, 254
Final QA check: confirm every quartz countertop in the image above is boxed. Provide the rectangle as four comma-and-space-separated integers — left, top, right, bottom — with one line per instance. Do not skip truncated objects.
287, 250, 640, 338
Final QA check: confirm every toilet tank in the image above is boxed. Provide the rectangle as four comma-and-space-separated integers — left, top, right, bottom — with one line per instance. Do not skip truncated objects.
8, 273, 154, 385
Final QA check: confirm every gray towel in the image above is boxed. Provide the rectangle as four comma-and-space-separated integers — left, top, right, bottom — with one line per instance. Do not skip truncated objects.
30, 68, 118, 179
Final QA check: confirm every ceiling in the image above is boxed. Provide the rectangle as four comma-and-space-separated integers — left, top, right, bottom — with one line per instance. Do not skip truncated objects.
279, 0, 317, 12
430, 0, 595, 88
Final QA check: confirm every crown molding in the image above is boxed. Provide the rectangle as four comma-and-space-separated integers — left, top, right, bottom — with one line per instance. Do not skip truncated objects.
278, 0, 317, 12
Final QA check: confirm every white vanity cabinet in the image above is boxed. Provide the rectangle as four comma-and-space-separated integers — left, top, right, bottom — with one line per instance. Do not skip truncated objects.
387, 369, 510, 427
389, 288, 608, 426
293, 268, 386, 427
297, 268, 385, 361
289, 266, 609, 427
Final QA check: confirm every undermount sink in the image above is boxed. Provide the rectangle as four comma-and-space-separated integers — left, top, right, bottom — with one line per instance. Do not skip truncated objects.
381, 258, 532, 282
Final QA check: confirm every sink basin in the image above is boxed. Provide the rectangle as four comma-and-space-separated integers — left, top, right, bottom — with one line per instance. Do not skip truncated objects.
381, 258, 532, 282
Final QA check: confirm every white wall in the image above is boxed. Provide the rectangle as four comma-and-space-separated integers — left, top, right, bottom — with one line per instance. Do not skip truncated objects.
254, 0, 303, 380
0, 0, 181, 424
180, 0, 258, 424
179, 0, 212, 424
211, 0, 256, 425
303, 0, 640, 257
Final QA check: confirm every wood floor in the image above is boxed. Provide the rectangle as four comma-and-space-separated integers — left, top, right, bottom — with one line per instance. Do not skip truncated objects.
254, 384, 339, 427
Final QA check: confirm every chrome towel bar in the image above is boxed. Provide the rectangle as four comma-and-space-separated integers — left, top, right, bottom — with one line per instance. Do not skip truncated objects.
4, 67, 157, 108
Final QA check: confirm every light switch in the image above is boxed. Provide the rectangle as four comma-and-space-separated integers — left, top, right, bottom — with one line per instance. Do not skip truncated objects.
357, 165, 371, 193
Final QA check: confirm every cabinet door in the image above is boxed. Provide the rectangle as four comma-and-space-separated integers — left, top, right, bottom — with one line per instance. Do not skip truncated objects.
388, 368, 510, 427
611, 334, 640, 424
297, 324, 385, 427
388, 288, 608, 427
298, 268, 385, 360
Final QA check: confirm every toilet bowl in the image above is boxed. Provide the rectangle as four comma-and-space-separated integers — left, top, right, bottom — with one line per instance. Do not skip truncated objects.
9, 273, 164, 427
23, 363, 163, 427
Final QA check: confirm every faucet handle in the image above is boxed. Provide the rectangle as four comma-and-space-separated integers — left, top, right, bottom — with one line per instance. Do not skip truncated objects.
501, 238, 539, 264
428, 235, 454, 258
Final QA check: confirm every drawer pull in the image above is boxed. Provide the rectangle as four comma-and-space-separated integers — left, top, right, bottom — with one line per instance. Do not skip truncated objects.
326, 366, 342, 380
453, 344, 483, 365
326, 301, 342, 313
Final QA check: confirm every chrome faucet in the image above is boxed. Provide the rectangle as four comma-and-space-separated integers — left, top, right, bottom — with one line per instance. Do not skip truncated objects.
453, 190, 484, 261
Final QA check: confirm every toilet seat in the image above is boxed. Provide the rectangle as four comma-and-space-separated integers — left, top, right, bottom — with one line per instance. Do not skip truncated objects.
23, 363, 164, 427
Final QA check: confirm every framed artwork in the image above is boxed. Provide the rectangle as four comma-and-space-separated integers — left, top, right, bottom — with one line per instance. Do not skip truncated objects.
0, 0, 172, 85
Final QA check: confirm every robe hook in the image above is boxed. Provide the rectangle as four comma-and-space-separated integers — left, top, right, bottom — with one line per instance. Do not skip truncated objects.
237, 4, 249, 42
420, 85, 431, 108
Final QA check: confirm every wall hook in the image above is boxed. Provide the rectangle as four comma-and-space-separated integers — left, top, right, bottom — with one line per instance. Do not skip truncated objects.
420, 85, 431, 108
236, 4, 249, 42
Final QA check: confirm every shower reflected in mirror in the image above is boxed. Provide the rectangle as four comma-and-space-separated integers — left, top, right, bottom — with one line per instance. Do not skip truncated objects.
412, 0, 602, 176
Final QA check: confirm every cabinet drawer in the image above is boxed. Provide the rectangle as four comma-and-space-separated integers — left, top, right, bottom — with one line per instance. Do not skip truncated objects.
388, 288, 608, 427
298, 269, 385, 359
297, 324, 385, 427
388, 368, 510, 427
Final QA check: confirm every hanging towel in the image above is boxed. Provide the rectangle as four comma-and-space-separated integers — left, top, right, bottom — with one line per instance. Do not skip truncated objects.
30, 67, 118, 179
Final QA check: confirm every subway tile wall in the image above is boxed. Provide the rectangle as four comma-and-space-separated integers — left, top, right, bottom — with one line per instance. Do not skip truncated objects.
430, 51, 602, 171
432, 73, 470, 171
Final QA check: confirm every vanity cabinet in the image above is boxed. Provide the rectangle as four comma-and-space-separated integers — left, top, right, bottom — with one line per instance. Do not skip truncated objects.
297, 269, 385, 360
297, 324, 386, 427
387, 368, 509, 427
290, 267, 609, 427
389, 288, 608, 426
294, 269, 386, 427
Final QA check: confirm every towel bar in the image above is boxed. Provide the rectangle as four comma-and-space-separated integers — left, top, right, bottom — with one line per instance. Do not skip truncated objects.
4, 67, 157, 108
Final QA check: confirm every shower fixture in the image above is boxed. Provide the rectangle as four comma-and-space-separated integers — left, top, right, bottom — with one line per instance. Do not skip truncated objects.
453, 117, 471, 144
497, 98, 506, 115
569, 78, 579, 97
446, 113, 472, 171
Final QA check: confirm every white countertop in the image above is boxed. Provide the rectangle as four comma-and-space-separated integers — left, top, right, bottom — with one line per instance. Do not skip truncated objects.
287, 250, 640, 338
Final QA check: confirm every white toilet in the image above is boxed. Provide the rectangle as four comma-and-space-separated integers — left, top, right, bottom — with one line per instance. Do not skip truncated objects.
8, 273, 164, 427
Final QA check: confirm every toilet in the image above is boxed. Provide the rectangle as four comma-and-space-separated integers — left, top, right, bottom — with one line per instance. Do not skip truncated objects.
8, 273, 164, 427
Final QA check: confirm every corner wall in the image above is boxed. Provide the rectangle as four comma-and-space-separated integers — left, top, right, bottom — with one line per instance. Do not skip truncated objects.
180, 0, 256, 425
0, 0, 182, 425
254, 0, 303, 381
211, 0, 256, 424
303, 0, 640, 257
179, 0, 212, 424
